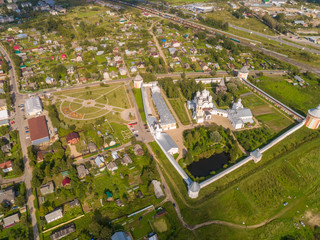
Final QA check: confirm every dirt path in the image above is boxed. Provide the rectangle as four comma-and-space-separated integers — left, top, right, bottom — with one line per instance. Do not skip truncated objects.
149, 21, 169, 71
230, 131, 247, 155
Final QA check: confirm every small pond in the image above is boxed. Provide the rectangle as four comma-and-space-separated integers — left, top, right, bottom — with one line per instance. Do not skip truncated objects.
187, 152, 230, 178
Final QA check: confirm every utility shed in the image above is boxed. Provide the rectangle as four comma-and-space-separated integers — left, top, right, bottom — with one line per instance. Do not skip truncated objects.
3, 213, 19, 228
25, 96, 42, 116
40, 181, 54, 195
50, 223, 76, 240
45, 208, 63, 223
152, 180, 164, 199
28, 116, 50, 145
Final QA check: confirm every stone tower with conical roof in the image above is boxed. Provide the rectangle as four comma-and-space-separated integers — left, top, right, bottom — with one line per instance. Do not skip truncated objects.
133, 74, 143, 89
237, 66, 249, 80
305, 105, 320, 129
188, 181, 200, 198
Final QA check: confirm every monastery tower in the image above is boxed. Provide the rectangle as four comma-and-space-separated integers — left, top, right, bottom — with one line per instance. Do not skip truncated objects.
305, 105, 320, 129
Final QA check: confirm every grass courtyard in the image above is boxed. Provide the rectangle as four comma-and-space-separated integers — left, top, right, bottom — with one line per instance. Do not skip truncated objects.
241, 93, 294, 132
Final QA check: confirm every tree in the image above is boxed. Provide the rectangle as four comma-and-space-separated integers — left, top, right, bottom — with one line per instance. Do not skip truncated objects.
88, 210, 113, 239
227, 83, 238, 95
44, 165, 51, 177
210, 131, 222, 143
1, 59, 9, 73
185, 151, 193, 165
15, 195, 25, 207
27, 146, 37, 166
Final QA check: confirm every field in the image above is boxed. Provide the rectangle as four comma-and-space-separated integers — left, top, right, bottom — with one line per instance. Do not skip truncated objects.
149, 126, 320, 240
207, 10, 275, 35
241, 93, 293, 132
252, 75, 320, 115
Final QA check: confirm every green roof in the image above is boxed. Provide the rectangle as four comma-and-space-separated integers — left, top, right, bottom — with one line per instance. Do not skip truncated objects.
106, 191, 113, 198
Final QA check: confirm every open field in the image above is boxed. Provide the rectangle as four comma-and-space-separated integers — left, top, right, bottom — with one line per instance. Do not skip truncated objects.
208, 10, 275, 35
241, 93, 293, 132
252, 75, 320, 115
149, 126, 320, 235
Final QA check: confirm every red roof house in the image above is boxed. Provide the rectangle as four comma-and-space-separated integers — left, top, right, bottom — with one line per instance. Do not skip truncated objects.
28, 116, 50, 145
66, 132, 79, 145
62, 178, 70, 187
0, 161, 13, 173
61, 54, 67, 60
13, 46, 19, 50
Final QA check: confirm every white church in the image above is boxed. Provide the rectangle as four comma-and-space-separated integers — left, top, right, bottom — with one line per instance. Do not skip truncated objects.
227, 99, 254, 129
187, 89, 253, 129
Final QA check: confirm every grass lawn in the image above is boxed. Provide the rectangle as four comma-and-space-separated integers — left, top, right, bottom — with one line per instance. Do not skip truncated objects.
153, 218, 168, 232
110, 122, 132, 144
75, 106, 101, 114
168, 98, 190, 125
149, 126, 320, 233
133, 88, 147, 123
252, 75, 320, 115
241, 93, 293, 132
96, 85, 131, 109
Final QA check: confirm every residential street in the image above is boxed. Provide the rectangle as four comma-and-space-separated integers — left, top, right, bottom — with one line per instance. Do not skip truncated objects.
0, 44, 40, 240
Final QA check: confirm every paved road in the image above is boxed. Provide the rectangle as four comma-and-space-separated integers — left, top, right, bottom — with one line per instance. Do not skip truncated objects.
230, 24, 320, 55
8, 70, 287, 97
126, 82, 153, 143
0, 44, 40, 240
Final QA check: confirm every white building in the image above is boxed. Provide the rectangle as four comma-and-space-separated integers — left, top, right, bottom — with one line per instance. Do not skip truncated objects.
151, 86, 176, 130
227, 99, 254, 129
187, 89, 215, 123
0, 108, 9, 126
154, 124, 178, 155
25, 96, 42, 116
